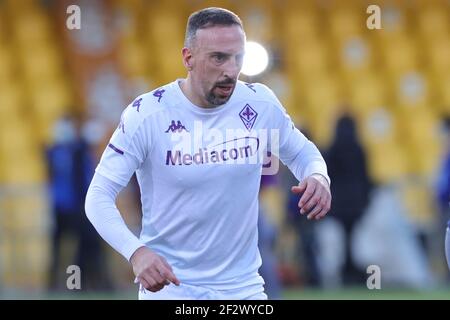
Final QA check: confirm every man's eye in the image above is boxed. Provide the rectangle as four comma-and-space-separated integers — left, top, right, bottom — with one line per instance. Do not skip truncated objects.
213, 55, 226, 63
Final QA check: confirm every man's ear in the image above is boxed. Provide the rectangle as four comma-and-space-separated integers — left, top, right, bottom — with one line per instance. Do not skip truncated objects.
182, 47, 194, 71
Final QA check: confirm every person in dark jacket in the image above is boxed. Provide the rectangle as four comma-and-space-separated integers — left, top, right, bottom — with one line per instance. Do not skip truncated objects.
46, 115, 112, 291
324, 113, 372, 285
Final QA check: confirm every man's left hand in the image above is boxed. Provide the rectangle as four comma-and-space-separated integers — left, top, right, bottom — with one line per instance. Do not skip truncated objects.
291, 174, 331, 220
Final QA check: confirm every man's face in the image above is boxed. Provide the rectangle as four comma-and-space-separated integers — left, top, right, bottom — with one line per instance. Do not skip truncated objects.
184, 25, 246, 107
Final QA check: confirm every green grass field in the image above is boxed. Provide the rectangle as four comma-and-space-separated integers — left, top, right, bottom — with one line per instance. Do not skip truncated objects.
283, 287, 450, 300
2, 287, 450, 300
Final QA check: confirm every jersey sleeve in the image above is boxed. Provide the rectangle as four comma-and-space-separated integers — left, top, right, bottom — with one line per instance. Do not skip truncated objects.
95, 99, 149, 187
85, 172, 145, 261
258, 83, 330, 185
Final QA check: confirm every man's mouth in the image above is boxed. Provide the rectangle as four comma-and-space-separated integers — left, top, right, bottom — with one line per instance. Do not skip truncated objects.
215, 84, 234, 96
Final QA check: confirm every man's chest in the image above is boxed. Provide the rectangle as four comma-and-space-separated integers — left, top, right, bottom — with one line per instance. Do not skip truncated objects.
146, 105, 273, 183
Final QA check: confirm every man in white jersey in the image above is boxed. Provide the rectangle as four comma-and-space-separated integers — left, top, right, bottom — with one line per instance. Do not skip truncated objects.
85, 7, 331, 300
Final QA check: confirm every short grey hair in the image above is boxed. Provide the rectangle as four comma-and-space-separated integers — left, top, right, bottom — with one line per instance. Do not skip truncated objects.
184, 7, 244, 48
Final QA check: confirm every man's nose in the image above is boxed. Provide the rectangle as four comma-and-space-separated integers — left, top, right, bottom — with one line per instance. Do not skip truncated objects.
222, 58, 241, 79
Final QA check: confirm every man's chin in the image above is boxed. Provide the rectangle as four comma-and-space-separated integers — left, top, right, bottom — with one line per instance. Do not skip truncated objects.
207, 99, 226, 106
207, 92, 233, 106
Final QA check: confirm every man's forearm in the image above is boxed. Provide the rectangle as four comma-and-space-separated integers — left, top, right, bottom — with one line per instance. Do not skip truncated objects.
283, 139, 330, 186
85, 173, 145, 261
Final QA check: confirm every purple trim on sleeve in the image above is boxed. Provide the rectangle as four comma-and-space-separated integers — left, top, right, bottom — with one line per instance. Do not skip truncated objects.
108, 143, 124, 155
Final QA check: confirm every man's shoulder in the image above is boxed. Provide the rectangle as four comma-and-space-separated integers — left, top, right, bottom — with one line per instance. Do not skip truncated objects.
124, 82, 177, 118
235, 81, 284, 114
129, 84, 175, 115
236, 81, 281, 105
118, 83, 176, 136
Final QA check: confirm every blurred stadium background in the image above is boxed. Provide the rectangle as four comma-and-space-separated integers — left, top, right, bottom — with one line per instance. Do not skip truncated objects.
1, 0, 450, 299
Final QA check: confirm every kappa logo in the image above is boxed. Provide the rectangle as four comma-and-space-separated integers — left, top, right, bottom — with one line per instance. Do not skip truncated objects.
165, 120, 189, 133
245, 82, 256, 93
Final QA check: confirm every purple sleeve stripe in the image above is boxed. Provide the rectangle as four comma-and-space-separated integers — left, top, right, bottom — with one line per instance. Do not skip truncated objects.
108, 143, 124, 155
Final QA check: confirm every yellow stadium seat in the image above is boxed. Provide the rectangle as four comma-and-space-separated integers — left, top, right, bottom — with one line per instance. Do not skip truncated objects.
20, 44, 64, 84
399, 108, 439, 144
11, 195, 50, 234
0, 238, 17, 286
146, 11, 185, 79
158, 51, 186, 83
427, 38, 450, 77
328, 8, 364, 43
146, 11, 184, 46
347, 73, 387, 118
407, 142, 441, 177
0, 47, 14, 85
113, 0, 145, 15
29, 80, 73, 122
119, 39, 149, 78
340, 36, 372, 68
13, 11, 53, 47
0, 83, 25, 122
306, 108, 340, 149
417, 5, 449, 41
302, 75, 342, 112
398, 109, 441, 176
360, 108, 410, 181
112, 0, 147, 42
0, 10, 9, 46
294, 40, 330, 80
11, 237, 50, 288
439, 76, 450, 113
301, 75, 343, 147
188, 0, 239, 15
283, 9, 319, 45
2, 78, 72, 146
338, 37, 373, 84
374, 4, 408, 42
382, 37, 419, 77
4, 0, 39, 14
400, 176, 439, 226
0, 145, 47, 186
0, 156, 46, 185
394, 72, 430, 109
281, 0, 317, 11
366, 141, 409, 183
0, 121, 46, 184
24, 237, 51, 286
359, 107, 399, 147
240, 2, 277, 43
0, 120, 37, 157
0, 197, 15, 229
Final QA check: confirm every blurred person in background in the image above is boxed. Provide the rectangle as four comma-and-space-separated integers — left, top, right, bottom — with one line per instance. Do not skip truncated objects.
435, 117, 450, 272
286, 127, 322, 287
324, 113, 372, 285
287, 184, 322, 287
46, 114, 112, 291
258, 174, 282, 299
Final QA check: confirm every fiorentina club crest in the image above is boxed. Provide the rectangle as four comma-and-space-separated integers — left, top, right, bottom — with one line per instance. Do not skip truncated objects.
239, 104, 258, 131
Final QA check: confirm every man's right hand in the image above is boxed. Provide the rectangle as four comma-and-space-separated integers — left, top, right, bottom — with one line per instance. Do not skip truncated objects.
130, 246, 181, 292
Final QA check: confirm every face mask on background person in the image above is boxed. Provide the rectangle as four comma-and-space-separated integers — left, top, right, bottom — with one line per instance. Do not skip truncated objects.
53, 118, 76, 144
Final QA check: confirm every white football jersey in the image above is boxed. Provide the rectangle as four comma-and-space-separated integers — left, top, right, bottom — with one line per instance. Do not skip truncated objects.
95, 79, 329, 290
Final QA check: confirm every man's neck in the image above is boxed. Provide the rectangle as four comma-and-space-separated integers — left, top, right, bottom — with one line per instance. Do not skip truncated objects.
179, 77, 210, 108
